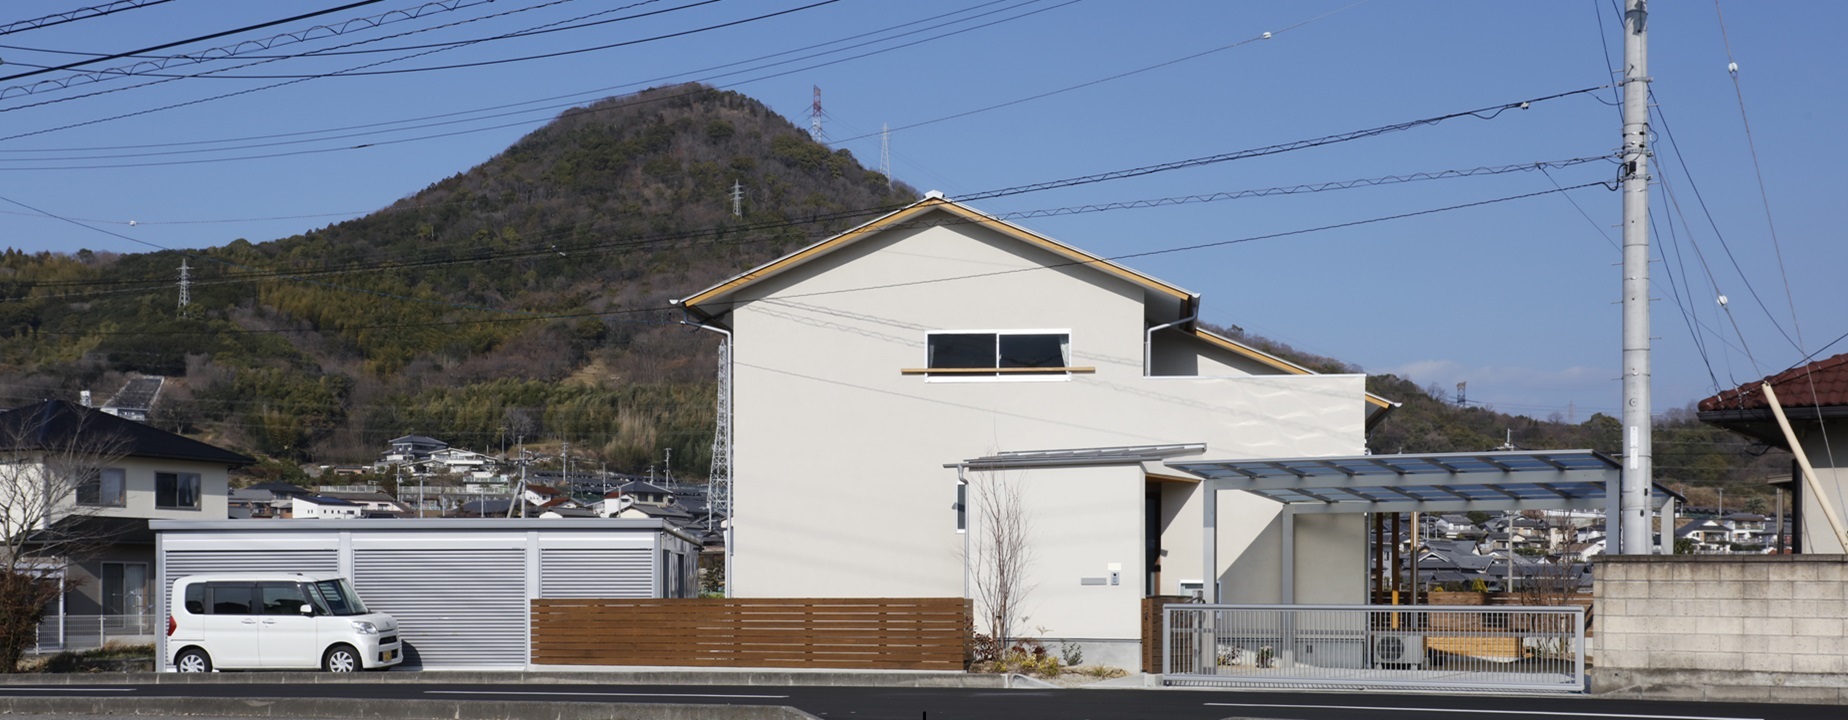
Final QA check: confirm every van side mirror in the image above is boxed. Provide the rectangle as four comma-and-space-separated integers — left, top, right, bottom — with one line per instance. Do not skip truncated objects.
299, 604, 315, 616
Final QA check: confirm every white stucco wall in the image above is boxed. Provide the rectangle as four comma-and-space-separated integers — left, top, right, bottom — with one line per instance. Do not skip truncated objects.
1798, 425, 1847, 553
88, 456, 231, 520
719, 210, 1368, 641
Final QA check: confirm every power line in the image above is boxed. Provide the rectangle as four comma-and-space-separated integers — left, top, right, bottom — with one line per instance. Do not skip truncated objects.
0, 0, 1025, 155
15, 180, 1613, 337
0, 0, 510, 99
0, 0, 177, 38
0, 0, 386, 84
834, 0, 1373, 143
16, 153, 1612, 295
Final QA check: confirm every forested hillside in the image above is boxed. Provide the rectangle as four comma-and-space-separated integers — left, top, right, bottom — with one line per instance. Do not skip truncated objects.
0, 83, 916, 476
0, 83, 1779, 505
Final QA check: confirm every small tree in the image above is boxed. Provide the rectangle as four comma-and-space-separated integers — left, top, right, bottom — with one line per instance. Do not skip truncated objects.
964, 470, 1034, 648
0, 401, 130, 672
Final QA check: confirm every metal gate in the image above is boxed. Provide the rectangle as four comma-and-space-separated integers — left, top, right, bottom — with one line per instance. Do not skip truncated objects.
1163, 604, 1585, 693
351, 549, 527, 668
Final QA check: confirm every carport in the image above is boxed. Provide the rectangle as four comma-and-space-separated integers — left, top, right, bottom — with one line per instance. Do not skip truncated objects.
1168, 449, 1676, 603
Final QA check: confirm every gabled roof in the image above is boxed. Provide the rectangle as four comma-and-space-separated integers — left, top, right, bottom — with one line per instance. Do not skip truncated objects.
389, 434, 447, 446
673, 195, 1197, 318
0, 399, 253, 467
298, 495, 360, 507
617, 480, 672, 495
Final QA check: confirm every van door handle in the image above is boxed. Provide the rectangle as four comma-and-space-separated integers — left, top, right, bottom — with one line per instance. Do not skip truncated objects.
241, 619, 257, 624
260, 620, 277, 625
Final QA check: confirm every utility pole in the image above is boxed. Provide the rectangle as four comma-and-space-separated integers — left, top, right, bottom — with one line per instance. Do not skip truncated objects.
880, 123, 891, 190
664, 448, 673, 489
809, 86, 824, 142
1617, 0, 1654, 555
177, 258, 191, 311
731, 180, 743, 217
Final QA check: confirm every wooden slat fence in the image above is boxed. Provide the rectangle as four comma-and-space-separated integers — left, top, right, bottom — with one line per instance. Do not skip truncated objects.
531, 598, 971, 671
1141, 595, 1192, 674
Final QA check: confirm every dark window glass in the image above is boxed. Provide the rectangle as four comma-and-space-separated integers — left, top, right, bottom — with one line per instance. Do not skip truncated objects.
928, 334, 996, 369
208, 583, 255, 615
77, 468, 126, 506
155, 472, 200, 509
184, 584, 205, 614
259, 582, 311, 615
999, 334, 1065, 368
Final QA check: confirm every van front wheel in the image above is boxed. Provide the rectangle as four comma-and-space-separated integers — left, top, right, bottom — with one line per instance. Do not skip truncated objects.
322, 644, 360, 673
175, 648, 211, 673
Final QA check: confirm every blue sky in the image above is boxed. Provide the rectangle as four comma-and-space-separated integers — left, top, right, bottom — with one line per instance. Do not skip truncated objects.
0, 0, 1841, 421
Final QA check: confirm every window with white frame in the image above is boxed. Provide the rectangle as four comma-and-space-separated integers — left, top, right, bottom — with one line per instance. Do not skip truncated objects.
922, 331, 1074, 378
77, 467, 126, 507
155, 471, 200, 510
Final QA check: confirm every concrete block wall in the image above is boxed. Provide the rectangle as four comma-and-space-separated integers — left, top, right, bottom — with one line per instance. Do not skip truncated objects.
1595, 554, 1848, 703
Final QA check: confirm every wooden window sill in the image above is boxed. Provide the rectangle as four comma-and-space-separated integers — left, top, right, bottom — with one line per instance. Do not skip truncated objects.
900, 367, 1096, 375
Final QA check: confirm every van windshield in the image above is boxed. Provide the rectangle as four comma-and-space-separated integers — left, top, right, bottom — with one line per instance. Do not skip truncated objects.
309, 579, 369, 616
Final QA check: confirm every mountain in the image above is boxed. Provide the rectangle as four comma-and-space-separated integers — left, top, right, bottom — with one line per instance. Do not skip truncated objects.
0, 83, 916, 476
0, 84, 1779, 507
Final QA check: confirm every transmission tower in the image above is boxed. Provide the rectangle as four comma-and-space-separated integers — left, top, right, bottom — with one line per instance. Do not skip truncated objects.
731, 179, 743, 217
707, 336, 733, 595
177, 258, 191, 310
809, 86, 824, 142
880, 123, 891, 190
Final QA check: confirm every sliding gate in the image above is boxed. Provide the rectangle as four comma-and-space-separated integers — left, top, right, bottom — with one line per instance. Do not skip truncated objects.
1163, 604, 1585, 693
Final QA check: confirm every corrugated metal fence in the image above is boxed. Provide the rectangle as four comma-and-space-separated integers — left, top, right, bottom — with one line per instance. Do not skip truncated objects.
532, 598, 971, 670
1163, 604, 1586, 693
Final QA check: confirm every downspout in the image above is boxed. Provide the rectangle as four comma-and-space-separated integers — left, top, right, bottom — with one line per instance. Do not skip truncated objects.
680, 310, 734, 597
1144, 314, 1196, 377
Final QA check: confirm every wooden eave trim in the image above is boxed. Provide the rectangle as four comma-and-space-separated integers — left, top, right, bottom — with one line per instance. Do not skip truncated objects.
678, 197, 1194, 310
1144, 472, 1202, 484
1188, 329, 1312, 376
900, 367, 1097, 375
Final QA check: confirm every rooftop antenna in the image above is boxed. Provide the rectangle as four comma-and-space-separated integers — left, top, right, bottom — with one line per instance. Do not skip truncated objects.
809, 86, 824, 143
880, 123, 891, 190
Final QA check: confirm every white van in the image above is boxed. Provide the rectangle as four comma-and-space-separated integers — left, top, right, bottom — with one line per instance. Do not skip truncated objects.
167, 573, 403, 672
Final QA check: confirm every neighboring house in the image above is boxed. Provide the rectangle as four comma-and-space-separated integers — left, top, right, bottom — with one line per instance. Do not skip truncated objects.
323, 492, 411, 517
291, 495, 365, 519
1698, 353, 1848, 554
99, 376, 163, 423
226, 488, 276, 519
671, 194, 1394, 663
612, 481, 675, 507
382, 435, 448, 464
0, 399, 251, 626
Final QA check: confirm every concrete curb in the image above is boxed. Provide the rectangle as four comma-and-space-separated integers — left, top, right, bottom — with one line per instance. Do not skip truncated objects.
0, 697, 817, 720
0, 670, 1004, 689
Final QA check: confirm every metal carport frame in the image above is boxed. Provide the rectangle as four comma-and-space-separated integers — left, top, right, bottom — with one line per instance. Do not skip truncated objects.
1167, 449, 1677, 603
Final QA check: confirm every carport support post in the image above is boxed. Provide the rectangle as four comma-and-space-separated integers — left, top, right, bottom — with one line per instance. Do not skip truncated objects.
1280, 509, 1296, 669
1203, 479, 1217, 603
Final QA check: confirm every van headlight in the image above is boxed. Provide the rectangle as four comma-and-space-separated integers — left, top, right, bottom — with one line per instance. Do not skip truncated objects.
351, 621, 380, 635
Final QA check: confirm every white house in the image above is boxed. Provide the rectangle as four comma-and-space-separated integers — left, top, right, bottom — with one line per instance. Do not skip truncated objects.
0, 399, 251, 627
673, 195, 1395, 664
290, 495, 365, 519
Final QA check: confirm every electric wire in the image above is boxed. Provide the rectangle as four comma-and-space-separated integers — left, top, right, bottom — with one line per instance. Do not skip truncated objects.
0, 0, 514, 99
0, 0, 1052, 152
16, 151, 1615, 294
17, 180, 1613, 336
832, 0, 1373, 143
0, 0, 386, 84
0, 0, 177, 37
0, 0, 1024, 155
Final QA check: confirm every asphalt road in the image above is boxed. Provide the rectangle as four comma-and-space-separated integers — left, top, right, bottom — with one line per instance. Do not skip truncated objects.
0, 683, 1836, 720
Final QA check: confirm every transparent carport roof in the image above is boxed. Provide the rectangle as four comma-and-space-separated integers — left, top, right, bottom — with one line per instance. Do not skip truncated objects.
1166, 449, 1677, 514
1165, 450, 1680, 603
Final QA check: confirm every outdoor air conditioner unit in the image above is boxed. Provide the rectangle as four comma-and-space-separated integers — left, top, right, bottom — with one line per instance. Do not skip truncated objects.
1371, 634, 1426, 667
